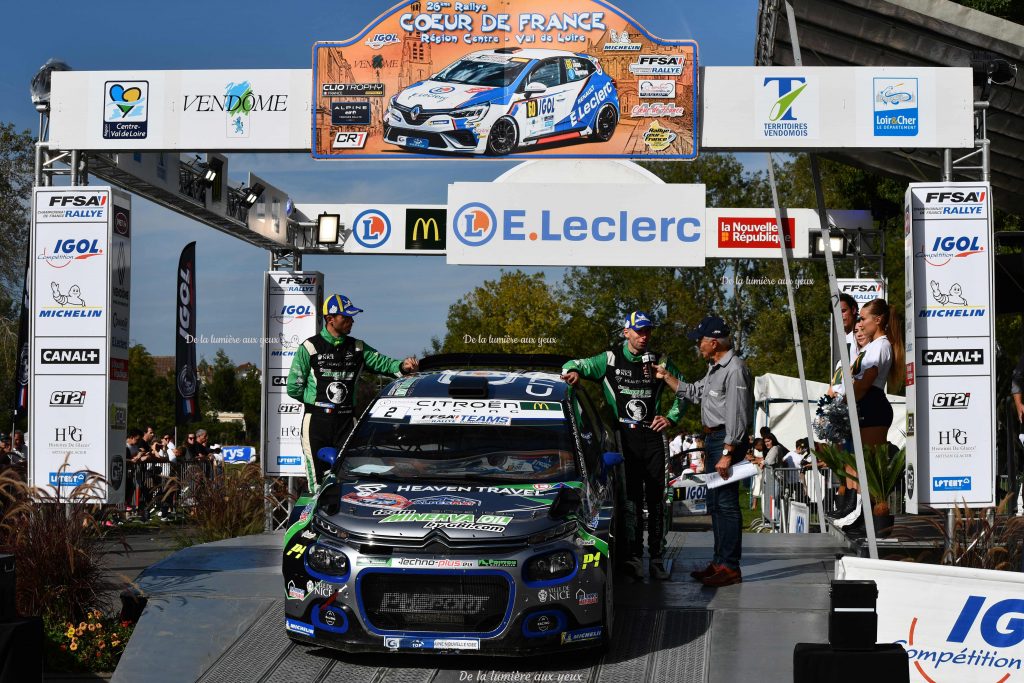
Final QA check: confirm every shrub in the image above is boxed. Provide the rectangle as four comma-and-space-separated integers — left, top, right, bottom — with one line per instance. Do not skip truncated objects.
182, 461, 268, 545
44, 610, 134, 673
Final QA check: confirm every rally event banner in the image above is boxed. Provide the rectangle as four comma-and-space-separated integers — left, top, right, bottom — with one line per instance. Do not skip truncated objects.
175, 242, 199, 426
313, 0, 697, 159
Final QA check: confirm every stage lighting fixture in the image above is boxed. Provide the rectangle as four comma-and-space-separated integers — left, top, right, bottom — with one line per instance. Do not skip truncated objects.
244, 183, 265, 206
30, 58, 71, 113
317, 213, 341, 245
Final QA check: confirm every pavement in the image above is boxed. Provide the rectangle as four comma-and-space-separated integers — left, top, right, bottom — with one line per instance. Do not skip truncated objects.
111, 528, 848, 683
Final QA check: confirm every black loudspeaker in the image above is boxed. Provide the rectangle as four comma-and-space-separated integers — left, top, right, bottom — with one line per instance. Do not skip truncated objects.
0, 555, 15, 622
828, 579, 877, 650
0, 617, 42, 683
793, 643, 909, 683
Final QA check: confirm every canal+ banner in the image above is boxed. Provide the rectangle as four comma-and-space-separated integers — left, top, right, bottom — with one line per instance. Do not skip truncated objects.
445, 182, 705, 266
312, 0, 698, 160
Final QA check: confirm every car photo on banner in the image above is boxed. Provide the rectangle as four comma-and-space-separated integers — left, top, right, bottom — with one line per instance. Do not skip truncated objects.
312, 0, 698, 159
281, 356, 628, 655
383, 48, 619, 156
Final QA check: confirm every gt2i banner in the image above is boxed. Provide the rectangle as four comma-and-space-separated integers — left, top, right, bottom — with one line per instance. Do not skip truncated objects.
446, 182, 705, 266
904, 183, 995, 510
263, 271, 323, 478
837, 556, 1024, 683
312, 0, 698, 159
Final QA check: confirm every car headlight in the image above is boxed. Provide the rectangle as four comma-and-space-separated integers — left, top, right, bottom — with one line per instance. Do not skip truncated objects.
451, 103, 489, 121
307, 544, 349, 576
526, 550, 576, 582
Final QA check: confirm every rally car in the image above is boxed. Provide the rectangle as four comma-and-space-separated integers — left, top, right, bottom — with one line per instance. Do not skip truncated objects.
282, 356, 625, 655
383, 47, 619, 156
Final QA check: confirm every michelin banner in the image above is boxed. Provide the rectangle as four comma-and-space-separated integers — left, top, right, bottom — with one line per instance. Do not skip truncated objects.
837, 556, 1024, 683
904, 183, 995, 509
313, 0, 698, 159
263, 271, 323, 477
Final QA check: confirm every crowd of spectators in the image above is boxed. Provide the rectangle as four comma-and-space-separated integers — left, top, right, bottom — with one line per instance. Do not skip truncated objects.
125, 425, 223, 521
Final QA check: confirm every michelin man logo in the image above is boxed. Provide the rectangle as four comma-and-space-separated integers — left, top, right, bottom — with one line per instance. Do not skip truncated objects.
929, 281, 967, 306
51, 282, 86, 307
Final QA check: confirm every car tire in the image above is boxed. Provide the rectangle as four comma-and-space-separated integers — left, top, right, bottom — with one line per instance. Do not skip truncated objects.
592, 104, 618, 142
486, 116, 519, 156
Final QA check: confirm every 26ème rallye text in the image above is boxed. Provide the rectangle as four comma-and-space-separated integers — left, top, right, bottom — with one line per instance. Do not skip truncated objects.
282, 366, 625, 654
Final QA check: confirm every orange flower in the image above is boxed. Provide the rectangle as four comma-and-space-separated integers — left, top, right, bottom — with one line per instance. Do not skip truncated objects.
78, 622, 86, 630
98, 641, 105, 649
111, 640, 120, 647
70, 642, 78, 652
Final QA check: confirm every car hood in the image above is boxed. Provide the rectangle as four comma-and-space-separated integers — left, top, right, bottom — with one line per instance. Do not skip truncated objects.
395, 81, 500, 111
322, 480, 581, 541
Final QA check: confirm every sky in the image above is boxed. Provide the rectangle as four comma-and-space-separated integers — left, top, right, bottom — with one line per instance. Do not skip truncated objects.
0, 0, 758, 365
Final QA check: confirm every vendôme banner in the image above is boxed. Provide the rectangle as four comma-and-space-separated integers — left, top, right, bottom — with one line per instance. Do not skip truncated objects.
312, 0, 697, 159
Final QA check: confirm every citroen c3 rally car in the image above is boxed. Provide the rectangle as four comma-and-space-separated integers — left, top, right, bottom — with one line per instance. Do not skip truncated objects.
282, 358, 625, 654
383, 47, 620, 156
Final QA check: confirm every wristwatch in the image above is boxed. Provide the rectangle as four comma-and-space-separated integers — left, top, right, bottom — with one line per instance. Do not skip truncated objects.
722, 448, 731, 457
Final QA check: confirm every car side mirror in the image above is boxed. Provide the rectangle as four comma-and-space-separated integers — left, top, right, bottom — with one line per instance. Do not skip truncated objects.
525, 82, 547, 96
598, 451, 623, 486
548, 486, 582, 519
317, 447, 339, 467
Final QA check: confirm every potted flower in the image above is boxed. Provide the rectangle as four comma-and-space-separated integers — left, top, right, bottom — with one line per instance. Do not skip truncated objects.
862, 444, 905, 538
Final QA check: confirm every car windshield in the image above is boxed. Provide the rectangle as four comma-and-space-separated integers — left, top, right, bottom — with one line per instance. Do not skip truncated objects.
339, 418, 578, 483
433, 58, 529, 87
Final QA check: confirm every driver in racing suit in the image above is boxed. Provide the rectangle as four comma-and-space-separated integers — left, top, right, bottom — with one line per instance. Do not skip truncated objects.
287, 294, 418, 491
561, 311, 686, 581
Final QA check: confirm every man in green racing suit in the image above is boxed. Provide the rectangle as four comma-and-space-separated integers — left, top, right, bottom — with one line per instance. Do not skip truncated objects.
561, 311, 685, 581
287, 294, 418, 491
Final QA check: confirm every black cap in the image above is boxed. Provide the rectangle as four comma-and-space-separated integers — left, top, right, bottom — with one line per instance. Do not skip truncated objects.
687, 315, 731, 341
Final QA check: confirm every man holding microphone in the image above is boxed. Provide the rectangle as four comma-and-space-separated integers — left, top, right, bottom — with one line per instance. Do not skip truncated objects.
657, 315, 752, 587
561, 311, 686, 581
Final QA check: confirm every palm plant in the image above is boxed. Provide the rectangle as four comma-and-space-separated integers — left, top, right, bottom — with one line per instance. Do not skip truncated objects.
862, 444, 905, 516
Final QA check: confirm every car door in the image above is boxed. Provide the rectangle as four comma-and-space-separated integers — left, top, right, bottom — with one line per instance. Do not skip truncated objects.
519, 58, 569, 138
561, 56, 598, 130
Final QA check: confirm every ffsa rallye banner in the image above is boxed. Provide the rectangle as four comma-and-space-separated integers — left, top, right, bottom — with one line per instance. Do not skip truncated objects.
312, 0, 697, 159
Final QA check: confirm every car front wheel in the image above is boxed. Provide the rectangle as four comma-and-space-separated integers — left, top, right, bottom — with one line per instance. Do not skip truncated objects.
592, 104, 618, 142
486, 117, 519, 156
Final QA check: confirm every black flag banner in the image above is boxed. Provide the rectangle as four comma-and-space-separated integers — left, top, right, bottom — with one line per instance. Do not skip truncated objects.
13, 251, 29, 419
175, 242, 199, 425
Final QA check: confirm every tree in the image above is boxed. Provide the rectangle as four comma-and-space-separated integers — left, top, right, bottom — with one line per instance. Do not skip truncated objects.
0, 123, 33, 304
126, 344, 176, 432
434, 270, 568, 354
238, 365, 262, 443
206, 348, 241, 411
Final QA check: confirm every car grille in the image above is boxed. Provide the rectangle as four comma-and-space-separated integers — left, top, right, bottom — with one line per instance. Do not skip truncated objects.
393, 103, 446, 125
344, 529, 528, 555
361, 572, 510, 633
384, 125, 477, 149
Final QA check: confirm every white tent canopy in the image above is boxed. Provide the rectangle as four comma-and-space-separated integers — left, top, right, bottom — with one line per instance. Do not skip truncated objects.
753, 373, 906, 451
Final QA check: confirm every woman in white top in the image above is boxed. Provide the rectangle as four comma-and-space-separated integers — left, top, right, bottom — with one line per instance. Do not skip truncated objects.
852, 298, 905, 447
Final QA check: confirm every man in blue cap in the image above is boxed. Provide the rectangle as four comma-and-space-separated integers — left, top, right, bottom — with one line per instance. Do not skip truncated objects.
287, 294, 418, 490
561, 311, 686, 581
657, 315, 752, 587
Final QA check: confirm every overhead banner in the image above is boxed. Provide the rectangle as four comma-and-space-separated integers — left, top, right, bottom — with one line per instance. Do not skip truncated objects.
263, 271, 323, 477
30, 186, 128, 503
904, 182, 995, 510
295, 204, 448, 254
837, 556, 1024, 683
701, 67, 974, 150
312, 0, 698, 159
49, 70, 312, 151
175, 242, 200, 425
446, 182, 706, 266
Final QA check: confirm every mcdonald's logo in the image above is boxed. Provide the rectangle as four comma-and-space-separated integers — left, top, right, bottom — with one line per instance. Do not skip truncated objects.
519, 401, 560, 411
405, 208, 446, 251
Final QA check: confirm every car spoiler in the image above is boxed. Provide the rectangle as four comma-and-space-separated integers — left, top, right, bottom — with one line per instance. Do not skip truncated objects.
417, 353, 571, 372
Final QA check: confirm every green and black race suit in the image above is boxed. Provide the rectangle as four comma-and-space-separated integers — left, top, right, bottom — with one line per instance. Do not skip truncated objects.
286, 327, 404, 488
562, 343, 685, 425
286, 327, 403, 415
563, 343, 686, 561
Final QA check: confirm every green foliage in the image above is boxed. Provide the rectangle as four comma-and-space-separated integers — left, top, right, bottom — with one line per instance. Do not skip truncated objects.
434, 270, 568, 353
126, 344, 176, 433
862, 444, 905, 515
44, 610, 134, 673
207, 348, 241, 411
0, 122, 34, 301
951, 0, 1024, 22
181, 461, 267, 545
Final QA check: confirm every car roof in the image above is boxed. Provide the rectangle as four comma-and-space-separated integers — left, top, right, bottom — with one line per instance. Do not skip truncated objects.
380, 370, 569, 402
467, 48, 588, 61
